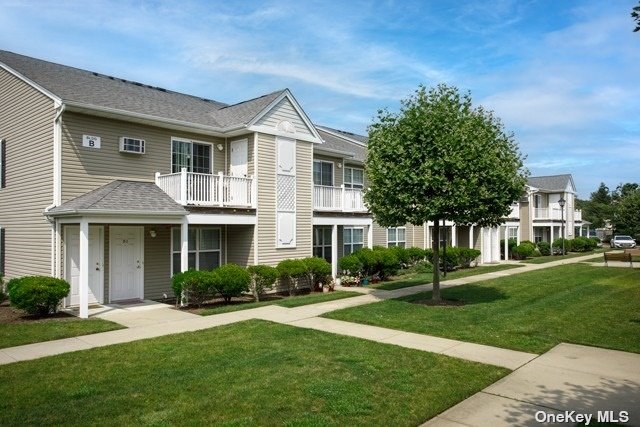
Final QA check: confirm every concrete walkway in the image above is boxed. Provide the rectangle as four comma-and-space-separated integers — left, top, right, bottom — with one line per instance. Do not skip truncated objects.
425, 343, 640, 426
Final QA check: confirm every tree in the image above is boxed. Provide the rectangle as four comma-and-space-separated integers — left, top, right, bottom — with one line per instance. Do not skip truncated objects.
632, 2, 640, 32
365, 84, 527, 301
581, 182, 614, 229
612, 185, 640, 238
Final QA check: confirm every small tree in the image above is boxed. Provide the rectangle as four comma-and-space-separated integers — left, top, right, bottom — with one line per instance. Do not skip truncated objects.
366, 84, 527, 301
247, 265, 278, 302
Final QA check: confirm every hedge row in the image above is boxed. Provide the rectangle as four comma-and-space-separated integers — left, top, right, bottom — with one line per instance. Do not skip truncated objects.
172, 257, 333, 306
502, 236, 600, 259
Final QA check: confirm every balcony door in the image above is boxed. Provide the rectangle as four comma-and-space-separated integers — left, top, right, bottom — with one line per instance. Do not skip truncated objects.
171, 139, 212, 174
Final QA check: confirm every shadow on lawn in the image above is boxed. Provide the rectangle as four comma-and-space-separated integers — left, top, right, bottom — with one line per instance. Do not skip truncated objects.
402, 285, 508, 306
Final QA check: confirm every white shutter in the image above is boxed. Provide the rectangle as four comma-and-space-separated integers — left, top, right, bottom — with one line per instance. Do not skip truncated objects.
277, 212, 296, 246
277, 137, 295, 174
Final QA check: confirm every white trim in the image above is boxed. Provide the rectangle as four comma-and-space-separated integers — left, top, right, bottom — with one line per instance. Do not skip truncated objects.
312, 216, 373, 226
248, 125, 321, 143
64, 225, 104, 306
53, 104, 64, 205
186, 213, 256, 225
387, 226, 407, 248
247, 90, 323, 142
56, 214, 184, 224
78, 219, 89, 318
253, 132, 259, 265
0, 61, 62, 104
343, 226, 365, 255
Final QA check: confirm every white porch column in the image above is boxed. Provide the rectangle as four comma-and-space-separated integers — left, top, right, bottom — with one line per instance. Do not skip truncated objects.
331, 224, 338, 278
451, 225, 457, 247
181, 217, 189, 272
469, 226, 473, 250
492, 228, 500, 262
426, 224, 431, 249
79, 219, 89, 319
367, 224, 373, 249
504, 227, 509, 260
180, 167, 187, 205
550, 225, 554, 242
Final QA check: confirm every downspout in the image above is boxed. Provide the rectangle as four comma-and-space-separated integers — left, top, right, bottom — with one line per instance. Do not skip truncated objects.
46, 103, 65, 276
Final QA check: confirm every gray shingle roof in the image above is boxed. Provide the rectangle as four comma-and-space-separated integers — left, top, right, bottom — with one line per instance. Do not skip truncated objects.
0, 50, 283, 130
316, 127, 367, 163
527, 174, 576, 192
46, 181, 187, 216
317, 125, 368, 144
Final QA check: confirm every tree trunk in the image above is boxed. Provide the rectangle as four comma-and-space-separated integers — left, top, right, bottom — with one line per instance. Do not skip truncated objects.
432, 220, 441, 301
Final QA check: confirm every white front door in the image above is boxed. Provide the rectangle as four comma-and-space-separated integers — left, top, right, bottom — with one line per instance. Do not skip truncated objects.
230, 139, 248, 177
110, 226, 144, 302
66, 226, 104, 306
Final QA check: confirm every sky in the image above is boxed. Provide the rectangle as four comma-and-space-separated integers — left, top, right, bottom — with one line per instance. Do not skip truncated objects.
1, 0, 638, 198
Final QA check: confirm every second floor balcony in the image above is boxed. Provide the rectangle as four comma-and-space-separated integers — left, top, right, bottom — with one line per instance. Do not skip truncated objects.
313, 185, 367, 213
156, 169, 255, 208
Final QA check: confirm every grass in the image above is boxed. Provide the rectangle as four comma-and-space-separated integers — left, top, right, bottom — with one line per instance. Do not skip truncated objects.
325, 264, 640, 354
0, 318, 124, 349
0, 320, 507, 426
520, 249, 605, 264
199, 290, 360, 316
371, 264, 524, 291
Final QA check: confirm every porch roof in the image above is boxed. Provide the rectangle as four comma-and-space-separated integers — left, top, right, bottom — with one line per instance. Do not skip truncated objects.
46, 181, 187, 217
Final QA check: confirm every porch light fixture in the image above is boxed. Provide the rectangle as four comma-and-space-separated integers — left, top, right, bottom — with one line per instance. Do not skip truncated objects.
217, 144, 224, 151
558, 197, 566, 255
149, 230, 157, 238
337, 163, 342, 168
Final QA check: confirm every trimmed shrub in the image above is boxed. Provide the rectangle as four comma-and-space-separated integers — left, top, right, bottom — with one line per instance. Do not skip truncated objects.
354, 248, 380, 277
277, 259, 307, 296
412, 261, 433, 274
0, 275, 5, 303
389, 246, 410, 267
376, 248, 400, 279
552, 238, 572, 255
458, 248, 481, 268
302, 257, 332, 291
405, 247, 427, 265
500, 238, 518, 259
512, 243, 535, 260
213, 264, 251, 303
425, 248, 459, 271
571, 236, 591, 252
171, 270, 216, 307
247, 265, 278, 302
338, 254, 363, 276
7, 276, 70, 315
537, 241, 551, 256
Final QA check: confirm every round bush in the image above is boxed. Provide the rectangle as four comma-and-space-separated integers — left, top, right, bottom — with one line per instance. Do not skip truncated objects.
552, 238, 572, 255
405, 247, 427, 265
171, 269, 216, 307
458, 248, 481, 268
213, 264, 251, 303
376, 248, 400, 278
389, 246, 410, 266
512, 243, 535, 260
536, 241, 551, 256
7, 276, 70, 315
338, 254, 363, 276
302, 257, 332, 290
277, 259, 307, 296
354, 248, 380, 276
247, 265, 278, 301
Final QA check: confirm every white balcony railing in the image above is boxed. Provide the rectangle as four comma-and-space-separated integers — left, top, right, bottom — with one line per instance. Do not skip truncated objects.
313, 185, 367, 212
533, 207, 563, 220
156, 169, 255, 207
574, 209, 582, 222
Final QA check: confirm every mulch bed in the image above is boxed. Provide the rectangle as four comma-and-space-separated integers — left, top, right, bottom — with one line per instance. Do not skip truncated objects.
0, 301, 75, 324
411, 299, 466, 307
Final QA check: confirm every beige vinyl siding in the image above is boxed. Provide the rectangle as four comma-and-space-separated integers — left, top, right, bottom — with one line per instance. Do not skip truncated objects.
255, 98, 314, 137
313, 154, 343, 187
372, 222, 387, 247
457, 225, 470, 248
226, 224, 255, 266
0, 68, 54, 278
144, 225, 172, 299
256, 133, 313, 266
519, 201, 530, 241
409, 224, 425, 248
61, 112, 225, 201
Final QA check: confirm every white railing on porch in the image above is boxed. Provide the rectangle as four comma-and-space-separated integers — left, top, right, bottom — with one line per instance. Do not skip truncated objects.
313, 185, 367, 212
533, 207, 563, 220
156, 169, 255, 207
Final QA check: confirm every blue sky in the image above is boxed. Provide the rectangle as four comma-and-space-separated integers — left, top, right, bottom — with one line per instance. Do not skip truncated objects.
1, 0, 638, 198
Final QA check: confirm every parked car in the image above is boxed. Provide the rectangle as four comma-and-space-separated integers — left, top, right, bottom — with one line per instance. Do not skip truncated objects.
610, 235, 637, 249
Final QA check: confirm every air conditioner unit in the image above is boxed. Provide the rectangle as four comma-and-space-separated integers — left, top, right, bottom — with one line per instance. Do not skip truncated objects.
119, 137, 145, 154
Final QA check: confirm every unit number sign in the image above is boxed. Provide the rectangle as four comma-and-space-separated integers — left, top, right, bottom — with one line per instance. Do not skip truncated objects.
82, 135, 101, 149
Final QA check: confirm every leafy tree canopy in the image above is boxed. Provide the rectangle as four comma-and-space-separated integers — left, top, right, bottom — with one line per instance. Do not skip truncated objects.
633, 2, 640, 32
365, 84, 528, 229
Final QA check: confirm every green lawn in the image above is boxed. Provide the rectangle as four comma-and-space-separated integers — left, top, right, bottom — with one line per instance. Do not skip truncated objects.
325, 264, 640, 354
520, 249, 605, 264
199, 290, 361, 316
0, 320, 507, 426
371, 264, 524, 291
0, 318, 124, 349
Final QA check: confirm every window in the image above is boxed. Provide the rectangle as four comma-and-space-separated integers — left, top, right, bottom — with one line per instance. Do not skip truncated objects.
344, 167, 364, 189
343, 227, 363, 255
508, 226, 518, 240
1, 138, 5, 188
171, 139, 212, 174
313, 160, 333, 186
171, 227, 221, 274
534, 228, 543, 244
387, 227, 406, 248
313, 227, 332, 263
534, 194, 542, 208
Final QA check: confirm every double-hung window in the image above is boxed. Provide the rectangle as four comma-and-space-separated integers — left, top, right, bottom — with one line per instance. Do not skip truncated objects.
387, 227, 406, 248
313, 226, 332, 263
343, 227, 363, 255
171, 227, 221, 274
344, 167, 364, 189
313, 160, 333, 187
171, 138, 212, 174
